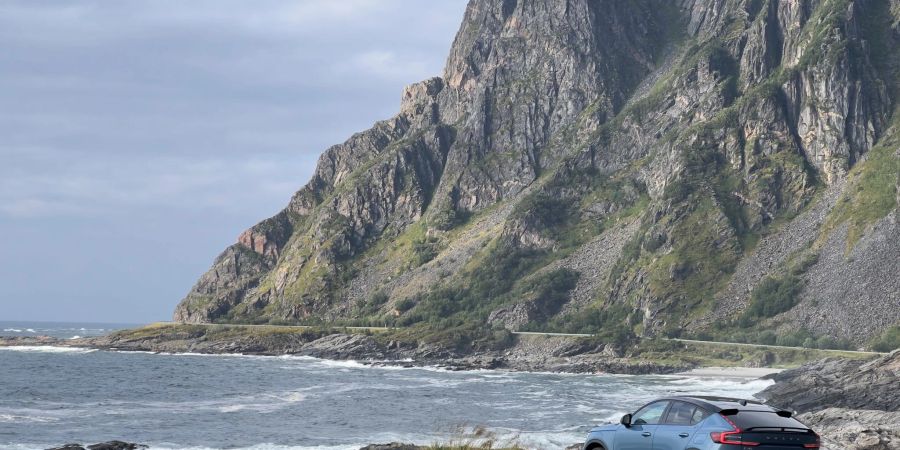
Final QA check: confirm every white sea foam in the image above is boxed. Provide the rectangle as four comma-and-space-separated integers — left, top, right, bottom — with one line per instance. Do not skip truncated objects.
2, 328, 23, 333
662, 376, 773, 395
25, 328, 36, 333
0, 413, 59, 423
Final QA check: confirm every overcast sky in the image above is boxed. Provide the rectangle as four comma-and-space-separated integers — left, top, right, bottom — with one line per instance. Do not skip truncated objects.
0, 0, 468, 323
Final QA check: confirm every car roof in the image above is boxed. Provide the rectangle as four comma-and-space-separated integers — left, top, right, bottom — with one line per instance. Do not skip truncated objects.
660, 396, 776, 412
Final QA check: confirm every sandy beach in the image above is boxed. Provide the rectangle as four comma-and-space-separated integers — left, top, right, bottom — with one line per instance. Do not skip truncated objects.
678, 366, 784, 379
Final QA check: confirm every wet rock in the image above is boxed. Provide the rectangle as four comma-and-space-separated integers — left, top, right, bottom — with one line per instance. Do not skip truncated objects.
300, 334, 385, 360
359, 444, 424, 450
87, 442, 148, 450
756, 351, 900, 413
46, 442, 147, 450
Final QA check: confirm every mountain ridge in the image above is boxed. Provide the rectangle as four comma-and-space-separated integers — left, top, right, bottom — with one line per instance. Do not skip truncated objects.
175, 0, 900, 351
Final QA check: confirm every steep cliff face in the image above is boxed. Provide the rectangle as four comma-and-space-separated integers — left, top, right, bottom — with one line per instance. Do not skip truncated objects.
175, 0, 899, 349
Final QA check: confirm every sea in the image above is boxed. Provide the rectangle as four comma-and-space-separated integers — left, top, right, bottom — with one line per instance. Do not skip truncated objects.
0, 321, 773, 450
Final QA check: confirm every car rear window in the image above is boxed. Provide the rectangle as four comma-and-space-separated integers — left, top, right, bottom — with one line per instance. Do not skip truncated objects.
664, 401, 710, 425
726, 411, 808, 430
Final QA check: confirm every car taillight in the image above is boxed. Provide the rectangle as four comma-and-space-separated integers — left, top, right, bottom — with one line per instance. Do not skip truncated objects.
711, 414, 760, 446
803, 432, 821, 448
710, 430, 760, 446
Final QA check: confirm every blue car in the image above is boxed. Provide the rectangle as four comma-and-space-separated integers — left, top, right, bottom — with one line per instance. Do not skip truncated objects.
582, 396, 820, 449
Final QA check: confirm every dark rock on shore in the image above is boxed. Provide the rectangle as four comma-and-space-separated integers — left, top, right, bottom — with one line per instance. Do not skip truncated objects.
359, 444, 424, 450
47, 442, 147, 450
757, 350, 900, 413
756, 351, 900, 450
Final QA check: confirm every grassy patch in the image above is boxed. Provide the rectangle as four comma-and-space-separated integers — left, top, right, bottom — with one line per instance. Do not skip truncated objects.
820, 138, 900, 251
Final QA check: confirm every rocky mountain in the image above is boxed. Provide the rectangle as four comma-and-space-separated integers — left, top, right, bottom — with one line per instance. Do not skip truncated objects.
175, 0, 900, 350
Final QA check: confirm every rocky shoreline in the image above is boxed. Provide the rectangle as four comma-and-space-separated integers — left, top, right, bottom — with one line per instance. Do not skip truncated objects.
0, 330, 694, 375
48, 442, 147, 450
756, 350, 900, 450
18, 330, 897, 450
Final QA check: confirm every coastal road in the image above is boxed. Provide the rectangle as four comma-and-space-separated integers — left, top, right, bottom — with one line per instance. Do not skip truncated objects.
158, 322, 887, 355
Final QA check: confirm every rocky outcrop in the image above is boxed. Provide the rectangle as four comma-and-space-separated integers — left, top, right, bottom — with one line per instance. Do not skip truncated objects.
47, 442, 147, 450
798, 408, 900, 450
359, 444, 424, 450
175, 0, 900, 347
756, 351, 900, 450
756, 350, 900, 412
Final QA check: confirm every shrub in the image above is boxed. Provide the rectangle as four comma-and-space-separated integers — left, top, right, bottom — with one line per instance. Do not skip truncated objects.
870, 326, 900, 352
758, 330, 777, 345
395, 298, 416, 313
369, 291, 389, 307
412, 236, 441, 266
523, 302, 637, 345
743, 275, 803, 320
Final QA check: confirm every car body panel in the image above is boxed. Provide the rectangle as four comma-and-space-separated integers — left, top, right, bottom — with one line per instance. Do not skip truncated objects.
652, 423, 697, 449
613, 423, 656, 450
582, 396, 819, 450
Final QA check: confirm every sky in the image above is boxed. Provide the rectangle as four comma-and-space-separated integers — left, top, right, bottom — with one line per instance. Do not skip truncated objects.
0, 0, 469, 323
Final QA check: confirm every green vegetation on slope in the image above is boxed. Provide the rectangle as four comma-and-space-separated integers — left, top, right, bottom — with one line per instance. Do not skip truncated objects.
869, 326, 900, 353
820, 132, 900, 250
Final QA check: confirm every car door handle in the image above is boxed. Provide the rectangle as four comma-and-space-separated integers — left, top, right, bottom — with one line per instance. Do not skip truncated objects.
679, 432, 690, 438
642, 432, 652, 437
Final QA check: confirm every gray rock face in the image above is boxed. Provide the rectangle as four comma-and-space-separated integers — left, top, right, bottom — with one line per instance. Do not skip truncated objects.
782, 212, 900, 342
757, 351, 900, 450
175, 0, 900, 346
359, 444, 424, 450
798, 408, 900, 450
757, 351, 900, 413
46, 442, 148, 450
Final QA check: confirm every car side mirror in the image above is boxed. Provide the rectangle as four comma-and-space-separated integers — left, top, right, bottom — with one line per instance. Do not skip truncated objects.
621, 414, 632, 428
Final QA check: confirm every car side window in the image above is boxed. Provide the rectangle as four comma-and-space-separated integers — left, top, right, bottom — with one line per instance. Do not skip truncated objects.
632, 401, 670, 425
690, 407, 711, 425
664, 401, 696, 425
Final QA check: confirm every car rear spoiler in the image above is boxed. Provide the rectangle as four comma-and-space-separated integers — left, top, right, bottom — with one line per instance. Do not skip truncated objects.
718, 408, 795, 418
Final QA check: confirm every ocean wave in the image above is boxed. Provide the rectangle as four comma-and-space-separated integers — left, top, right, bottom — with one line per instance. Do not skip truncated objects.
663, 376, 773, 393
150, 444, 392, 450
2, 328, 23, 333
0, 413, 59, 423
0, 445, 360, 450
0, 346, 96, 354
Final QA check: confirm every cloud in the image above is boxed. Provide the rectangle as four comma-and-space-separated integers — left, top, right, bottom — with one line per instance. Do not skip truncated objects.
0, 0, 469, 322
347, 50, 432, 80
0, 1, 468, 219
